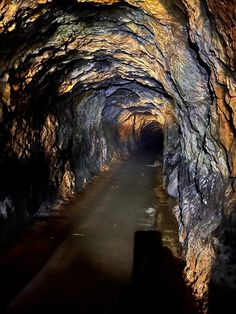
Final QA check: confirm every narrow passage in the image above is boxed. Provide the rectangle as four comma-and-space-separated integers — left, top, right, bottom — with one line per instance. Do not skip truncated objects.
1, 148, 194, 314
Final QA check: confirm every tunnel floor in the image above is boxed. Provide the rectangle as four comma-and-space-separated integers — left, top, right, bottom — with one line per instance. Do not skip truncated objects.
0, 149, 195, 314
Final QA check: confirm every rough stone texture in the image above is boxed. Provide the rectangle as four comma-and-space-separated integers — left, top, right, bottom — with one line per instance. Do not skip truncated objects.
0, 0, 235, 312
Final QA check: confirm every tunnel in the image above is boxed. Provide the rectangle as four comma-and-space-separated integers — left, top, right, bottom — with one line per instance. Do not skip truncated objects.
137, 122, 164, 152
0, 0, 235, 313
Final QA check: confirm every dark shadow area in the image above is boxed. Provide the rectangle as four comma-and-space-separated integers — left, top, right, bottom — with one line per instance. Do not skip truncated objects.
131, 231, 196, 314
0, 166, 116, 313
1, 231, 197, 314
137, 123, 164, 154
208, 283, 236, 314
0, 151, 72, 311
208, 225, 236, 314
0, 214, 76, 312
0, 154, 51, 247
0, 148, 56, 245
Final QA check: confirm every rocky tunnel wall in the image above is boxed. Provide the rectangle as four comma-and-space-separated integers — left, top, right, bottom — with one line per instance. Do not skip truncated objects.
0, 0, 235, 312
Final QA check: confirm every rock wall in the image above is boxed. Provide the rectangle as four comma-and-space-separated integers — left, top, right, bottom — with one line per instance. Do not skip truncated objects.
0, 0, 235, 312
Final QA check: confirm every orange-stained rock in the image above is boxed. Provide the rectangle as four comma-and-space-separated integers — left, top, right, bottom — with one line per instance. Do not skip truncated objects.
0, 1, 235, 312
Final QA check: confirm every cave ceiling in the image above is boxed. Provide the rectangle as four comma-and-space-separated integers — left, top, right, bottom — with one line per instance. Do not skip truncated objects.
0, 1, 235, 311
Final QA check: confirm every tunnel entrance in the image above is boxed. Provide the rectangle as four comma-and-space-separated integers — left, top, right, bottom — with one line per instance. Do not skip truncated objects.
136, 123, 164, 154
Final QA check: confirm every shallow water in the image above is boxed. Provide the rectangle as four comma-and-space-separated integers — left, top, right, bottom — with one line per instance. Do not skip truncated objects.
1, 149, 195, 314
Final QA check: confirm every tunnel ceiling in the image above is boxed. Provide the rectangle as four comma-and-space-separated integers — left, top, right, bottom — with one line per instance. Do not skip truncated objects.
0, 0, 235, 312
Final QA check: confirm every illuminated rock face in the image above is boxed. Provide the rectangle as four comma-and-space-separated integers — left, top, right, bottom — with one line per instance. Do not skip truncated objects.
0, 0, 235, 311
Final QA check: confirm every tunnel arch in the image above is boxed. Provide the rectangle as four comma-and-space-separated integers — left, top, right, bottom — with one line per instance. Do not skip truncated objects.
0, 0, 235, 312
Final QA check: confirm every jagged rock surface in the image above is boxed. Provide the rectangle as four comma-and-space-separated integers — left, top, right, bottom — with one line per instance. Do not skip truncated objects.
0, 0, 235, 312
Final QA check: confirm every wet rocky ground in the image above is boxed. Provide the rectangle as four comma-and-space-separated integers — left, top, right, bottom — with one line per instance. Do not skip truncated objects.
0, 149, 195, 313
